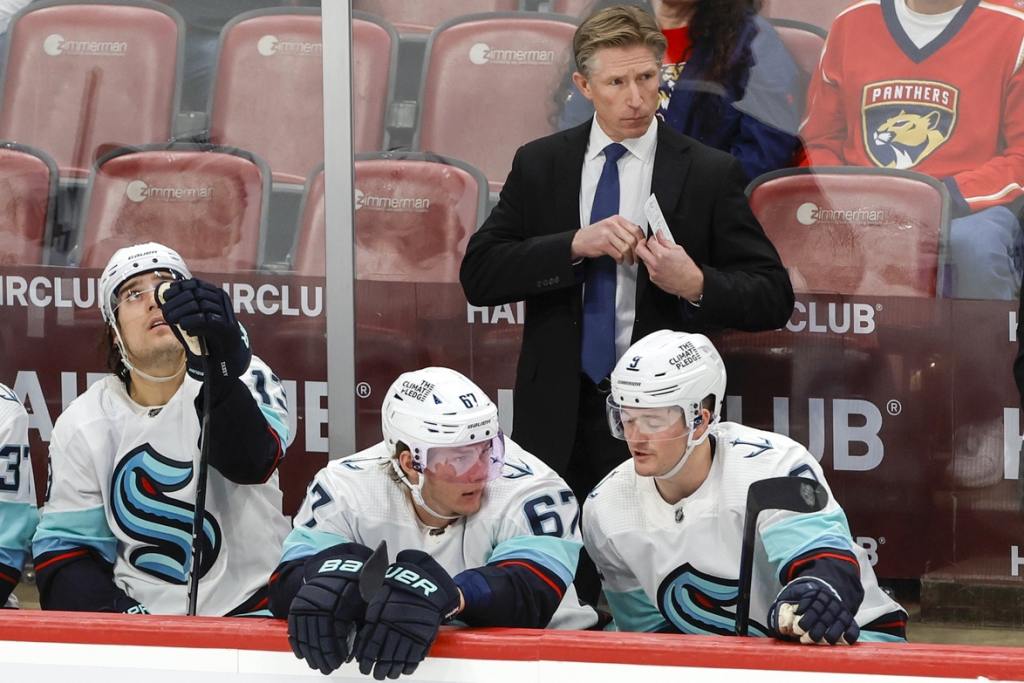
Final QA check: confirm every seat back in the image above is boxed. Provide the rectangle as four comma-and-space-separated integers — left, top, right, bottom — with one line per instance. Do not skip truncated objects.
761, 0, 854, 32
351, 0, 521, 35
747, 168, 949, 297
353, 13, 398, 154
77, 145, 269, 272
549, 0, 597, 17
416, 13, 577, 193
770, 19, 826, 119
208, 8, 324, 185
0, 142, 57, 265
0, 0, 183, 178
293, 154, 488, 280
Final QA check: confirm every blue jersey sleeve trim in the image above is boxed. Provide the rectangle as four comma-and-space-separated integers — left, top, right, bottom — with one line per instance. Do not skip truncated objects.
0, 502, 38, 555
488, 535, 581, 587
280, 526, 350, 563
0, 548, 26, 574
32, 507, 116, 564
761, 508, 854, 568
605, 588, 668, 633
859, 631, 908, 643
259, 405, 290, 449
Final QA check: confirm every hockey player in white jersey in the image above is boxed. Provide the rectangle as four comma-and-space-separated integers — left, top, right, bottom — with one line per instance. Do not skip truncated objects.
32, 242, 290, 616
269, 367, 597, 679
584, 330, 907, 644
0, 383, 37, 608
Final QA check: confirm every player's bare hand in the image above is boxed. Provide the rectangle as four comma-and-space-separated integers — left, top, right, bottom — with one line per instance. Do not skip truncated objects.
636, 231, 704, 301
571, 216, 645, 266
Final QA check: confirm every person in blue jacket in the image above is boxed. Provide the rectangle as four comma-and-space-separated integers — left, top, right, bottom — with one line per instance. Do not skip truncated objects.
557, 0, 802, 181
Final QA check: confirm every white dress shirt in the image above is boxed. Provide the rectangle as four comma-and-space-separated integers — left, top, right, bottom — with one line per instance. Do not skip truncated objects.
579, 115, 658, 364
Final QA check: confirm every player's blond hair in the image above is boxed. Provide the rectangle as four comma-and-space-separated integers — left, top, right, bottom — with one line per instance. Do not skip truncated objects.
573, 4, 666, 77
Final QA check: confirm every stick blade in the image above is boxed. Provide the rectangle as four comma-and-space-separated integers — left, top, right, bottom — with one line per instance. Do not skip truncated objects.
748, 476, 828, 515
358, 540, 389, 602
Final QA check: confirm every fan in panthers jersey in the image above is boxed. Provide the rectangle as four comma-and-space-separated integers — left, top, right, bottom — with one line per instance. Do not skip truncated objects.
32, 242, 290, 616
270, 367, 597, 680
0, 383, 36, 608
583, 330, 907, 644
801, 0, 1024, 300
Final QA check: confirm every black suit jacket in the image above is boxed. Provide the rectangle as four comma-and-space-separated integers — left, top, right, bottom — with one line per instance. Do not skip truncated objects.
460, 119, 794, 473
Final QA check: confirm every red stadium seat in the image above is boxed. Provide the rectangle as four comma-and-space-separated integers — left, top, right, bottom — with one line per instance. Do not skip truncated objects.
353, 14, 399, 154
0, 142, 57, 265
293, 154, 487, 279
76, 145, 270, 273
769, 19, 826, 119
292, 153, 488, 449
549, 0, 596, 17
208, 8, 325, 185
761, 0, 856, 32
746, 167, 949, 297
415, 13, 577, 193
351, 0, 522, 35
0, 0, 183, 178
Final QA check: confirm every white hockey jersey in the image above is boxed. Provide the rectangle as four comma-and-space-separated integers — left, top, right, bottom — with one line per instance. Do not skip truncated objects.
282, 440, 598, 630
33, 357, 290, 616
0, 383, 37, 589
583, 422, 905, 641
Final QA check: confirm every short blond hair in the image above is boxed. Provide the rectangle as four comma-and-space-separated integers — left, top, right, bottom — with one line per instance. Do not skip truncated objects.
573, 4, 666, 76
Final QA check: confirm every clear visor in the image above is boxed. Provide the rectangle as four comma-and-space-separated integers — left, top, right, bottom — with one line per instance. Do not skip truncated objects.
423, 433, 505, 483
111, 271, 179, 322
606, 396, 690, 441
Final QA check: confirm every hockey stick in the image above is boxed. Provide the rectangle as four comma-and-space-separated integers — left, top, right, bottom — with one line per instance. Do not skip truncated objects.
157, 282, 210, 616
185, 350, 211, 616
735, 476, 827, 637
359, 540, 390, 602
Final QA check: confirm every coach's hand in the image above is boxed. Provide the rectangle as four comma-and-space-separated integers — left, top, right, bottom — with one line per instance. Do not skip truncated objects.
354, 549, 461, 680
768, 577, 859, 646
158, 278, 251, 385
571, 216, 645, 266
635, 231, 704, 302
288, 544, 374, 675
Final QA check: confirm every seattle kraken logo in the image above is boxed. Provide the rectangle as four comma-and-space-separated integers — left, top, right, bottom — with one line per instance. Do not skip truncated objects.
111, 444, 221, 584
657, 563, 768, 637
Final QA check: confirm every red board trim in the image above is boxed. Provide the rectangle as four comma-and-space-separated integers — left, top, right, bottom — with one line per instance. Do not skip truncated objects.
0, 612, 1022, 679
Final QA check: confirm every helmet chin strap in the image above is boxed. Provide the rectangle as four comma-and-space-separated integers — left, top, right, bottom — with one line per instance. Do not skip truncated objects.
390, 459, 461, 521
112, 323, 185, 385
653, 417, 718, 481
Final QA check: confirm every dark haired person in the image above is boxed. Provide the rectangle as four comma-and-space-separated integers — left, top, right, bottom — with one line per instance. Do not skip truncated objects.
33, 242, 290, 615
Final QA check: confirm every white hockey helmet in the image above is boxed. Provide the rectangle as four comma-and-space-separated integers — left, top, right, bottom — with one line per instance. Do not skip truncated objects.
607, 330, 726, 478
99, 242, 191, 325
383, 367, 505, 519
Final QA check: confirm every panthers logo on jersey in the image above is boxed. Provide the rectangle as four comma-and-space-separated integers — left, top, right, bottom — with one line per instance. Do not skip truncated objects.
111, 444, 221, 584
861, 80, 959, 170
657, 562, 768, 637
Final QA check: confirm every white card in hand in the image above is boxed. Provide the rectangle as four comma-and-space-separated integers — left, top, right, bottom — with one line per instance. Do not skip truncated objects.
643, 193, 676, 244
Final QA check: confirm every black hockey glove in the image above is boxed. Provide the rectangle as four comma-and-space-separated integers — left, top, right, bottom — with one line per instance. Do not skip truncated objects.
354, 549, 461, 680
157, 278, 251, 390
768, 577, 860, 645
288, 544, 374, 675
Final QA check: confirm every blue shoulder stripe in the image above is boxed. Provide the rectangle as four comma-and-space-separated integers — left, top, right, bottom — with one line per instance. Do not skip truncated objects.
488, 535, 581, 588
281, 526, 349, 563
32, 507, 116, 564
761, 508, 854, 569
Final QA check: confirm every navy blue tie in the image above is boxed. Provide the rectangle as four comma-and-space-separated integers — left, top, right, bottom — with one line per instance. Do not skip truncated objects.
581, 142, 628, 384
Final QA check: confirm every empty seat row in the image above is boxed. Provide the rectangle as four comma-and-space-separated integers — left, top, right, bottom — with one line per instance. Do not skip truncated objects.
0, 1, 329, 184
2, 138, 947, 297
355, 0, 855, 34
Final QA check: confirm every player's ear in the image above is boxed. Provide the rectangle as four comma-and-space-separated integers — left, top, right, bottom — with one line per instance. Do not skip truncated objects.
398, 450, 418, 482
